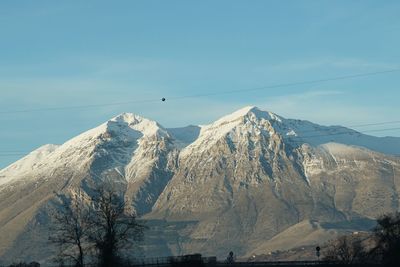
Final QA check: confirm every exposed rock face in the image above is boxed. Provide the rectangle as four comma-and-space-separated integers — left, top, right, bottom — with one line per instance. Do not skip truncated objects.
149, 107, 400, 257
0, 113, 177, 263
0, 106, 399, 264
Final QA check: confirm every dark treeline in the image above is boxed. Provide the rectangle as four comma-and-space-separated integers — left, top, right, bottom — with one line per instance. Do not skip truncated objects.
323, 212, 400, 266
4, 201, 399, 267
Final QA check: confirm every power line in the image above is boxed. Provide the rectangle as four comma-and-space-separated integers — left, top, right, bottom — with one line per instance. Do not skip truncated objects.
292, 120, 400, 135
342, 120, 400, 128
169, 68, 400, 100
0, 99, 159, 114
1, 119, 399, 153
0, 68, 399, 159
0, 126, 399, 159
290, 127, 400, 139
287, 127, 400, 151
1, 68, 399, 115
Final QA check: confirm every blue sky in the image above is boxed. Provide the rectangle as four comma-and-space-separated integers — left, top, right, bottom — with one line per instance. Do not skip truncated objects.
0, 0, 399, 168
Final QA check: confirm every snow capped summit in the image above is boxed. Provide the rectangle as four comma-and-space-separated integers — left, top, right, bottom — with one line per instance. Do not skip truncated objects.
110, 112, 168, 137
0, 113, 173, 188
180, 106, 288, 157
211, 106, 282, 125
214, 105, 258, 123
60, 112, 167, 150
1, 106, 400, 263
59, 112, 168, 153
112, 112, 146, 123
2, 107, 400, 186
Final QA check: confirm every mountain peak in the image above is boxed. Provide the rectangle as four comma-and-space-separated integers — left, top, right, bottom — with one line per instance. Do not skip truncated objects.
233, 105, 259, 115
2, 107, 400, 263
110, 112, 147, 124
214, 106, 282, 126
219, 105, 258, 121
180, 106, 284, 157
107, 112, 167, 137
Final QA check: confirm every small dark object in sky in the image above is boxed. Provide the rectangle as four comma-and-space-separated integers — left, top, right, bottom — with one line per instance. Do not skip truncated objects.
161, 97, 166, 101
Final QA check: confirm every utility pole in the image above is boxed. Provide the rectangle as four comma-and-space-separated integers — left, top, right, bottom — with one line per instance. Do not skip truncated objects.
316, 246, 321, 261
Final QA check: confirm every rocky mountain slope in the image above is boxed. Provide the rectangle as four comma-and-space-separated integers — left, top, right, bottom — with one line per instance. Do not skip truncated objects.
0, 106, 399, 264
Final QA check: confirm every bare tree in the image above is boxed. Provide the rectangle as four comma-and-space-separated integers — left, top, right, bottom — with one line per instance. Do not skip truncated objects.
49, 192, 89, 267
323, 235, 366, 264
87, 184, 145, 267
371, 212, 400, 266
50, 183, 145, 267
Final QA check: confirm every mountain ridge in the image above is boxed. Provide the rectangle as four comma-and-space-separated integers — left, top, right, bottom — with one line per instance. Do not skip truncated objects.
0, 106, 399, 264
1, 106, 399, 176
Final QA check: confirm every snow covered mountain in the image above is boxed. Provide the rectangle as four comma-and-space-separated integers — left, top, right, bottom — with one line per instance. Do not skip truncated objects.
149, 107, 400, 257
0, 106, 399, 264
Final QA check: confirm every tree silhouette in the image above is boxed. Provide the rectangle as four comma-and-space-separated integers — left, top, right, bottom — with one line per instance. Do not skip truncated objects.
323, 235, 366, 264
50, 184, 145, 267
49, 192, 89, 267
87, 184, 145, 267
372, 212, 400, 266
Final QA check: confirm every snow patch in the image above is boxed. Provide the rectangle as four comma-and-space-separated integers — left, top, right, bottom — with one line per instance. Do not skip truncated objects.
0, 144, 60, 186
180, 106, 284, 157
